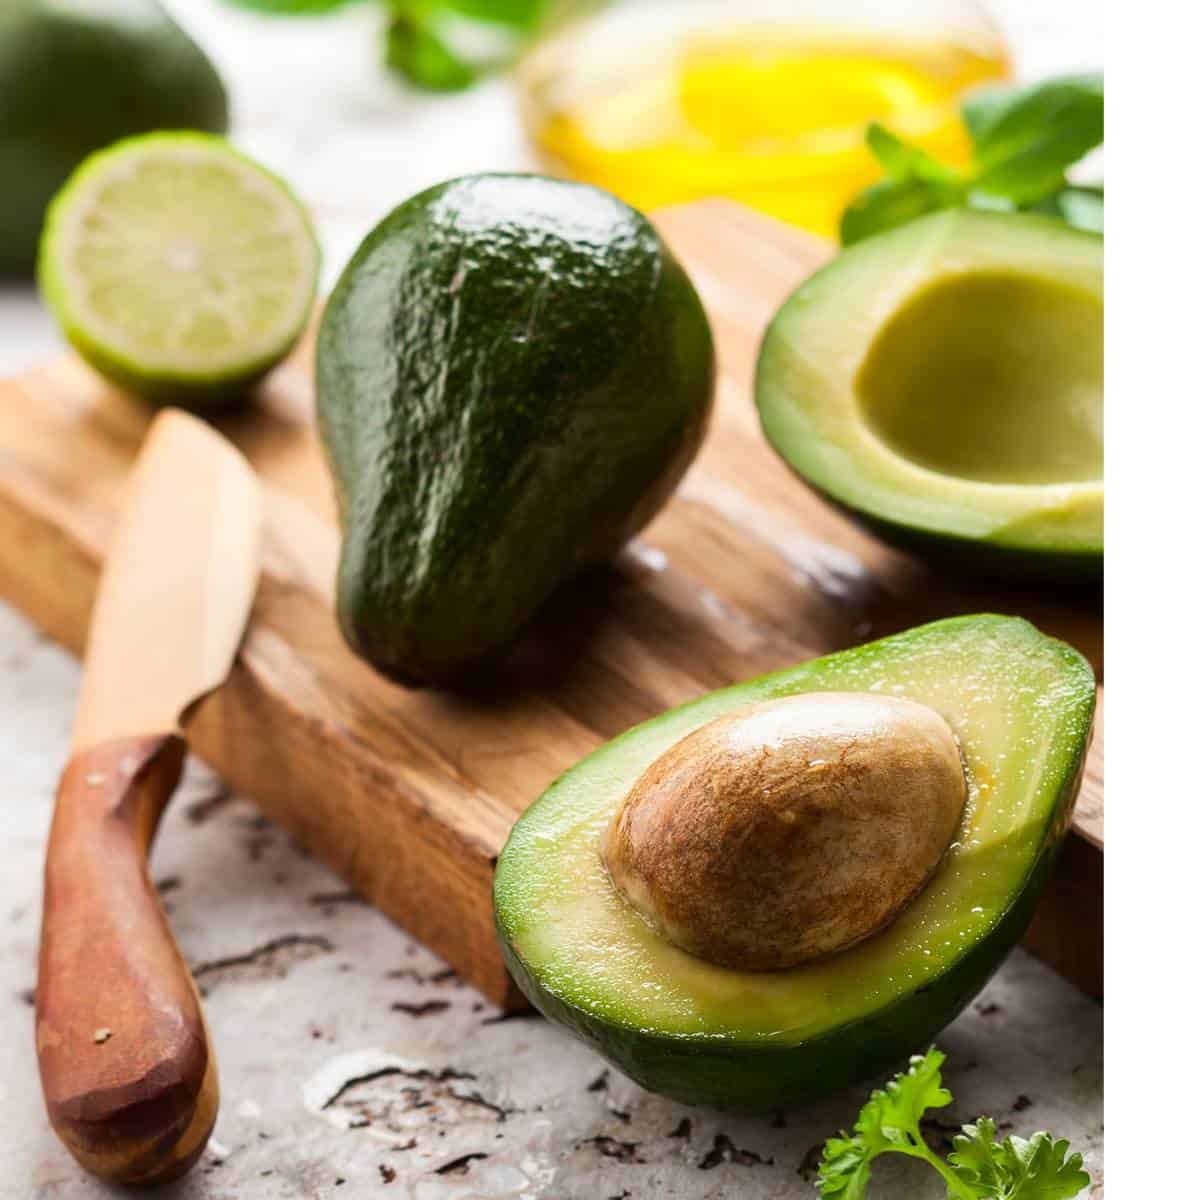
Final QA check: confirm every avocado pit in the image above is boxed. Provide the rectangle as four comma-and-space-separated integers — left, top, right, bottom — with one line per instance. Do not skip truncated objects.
602, 692, 967, 971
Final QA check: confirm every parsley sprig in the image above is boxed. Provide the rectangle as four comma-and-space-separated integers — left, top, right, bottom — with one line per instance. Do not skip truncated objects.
816, 1049, 1091, 1200
840, 73, 1103, 245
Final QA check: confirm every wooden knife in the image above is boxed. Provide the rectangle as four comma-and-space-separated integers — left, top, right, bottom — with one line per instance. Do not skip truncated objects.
35, 409, 262, 1186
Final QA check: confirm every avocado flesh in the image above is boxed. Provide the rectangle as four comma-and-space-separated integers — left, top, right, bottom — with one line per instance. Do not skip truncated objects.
756, 210, 1103, 579
317, 174, 714, 686
0, 0, 229, 276
494, 615, 1095, 1110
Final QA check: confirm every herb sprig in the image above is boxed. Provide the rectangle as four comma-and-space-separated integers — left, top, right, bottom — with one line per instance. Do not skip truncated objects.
840, 73, 1103, 245
225, 0, 556, 91
816, 1049, 1091, 1199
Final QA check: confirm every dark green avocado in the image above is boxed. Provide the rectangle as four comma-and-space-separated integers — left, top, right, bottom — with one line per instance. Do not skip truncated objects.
756, 210, 1103, 582
317, 174, 715, 686
495, 615, 1095, 1111
0, 0, 229, 276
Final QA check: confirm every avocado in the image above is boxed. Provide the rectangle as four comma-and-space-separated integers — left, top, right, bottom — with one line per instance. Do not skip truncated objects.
0, 0, 229, 276
317, 174, 715, 686
494, 615, 1095, 1111
756, 210, 1103, 581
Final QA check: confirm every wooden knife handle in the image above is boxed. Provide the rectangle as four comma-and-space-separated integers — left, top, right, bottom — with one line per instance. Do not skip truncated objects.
36, 734, 218, 1186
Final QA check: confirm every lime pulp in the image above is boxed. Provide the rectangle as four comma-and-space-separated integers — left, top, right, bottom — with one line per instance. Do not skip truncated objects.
38, 132, 319, 410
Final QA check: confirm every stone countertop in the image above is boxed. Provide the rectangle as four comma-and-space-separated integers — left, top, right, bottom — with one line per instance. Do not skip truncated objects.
2, 3, 1102, 1197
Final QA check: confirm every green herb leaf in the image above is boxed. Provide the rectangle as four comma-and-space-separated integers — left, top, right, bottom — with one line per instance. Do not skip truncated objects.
948, 1117, 1012, 1195
437, 0, 547, 30
843, 122, 967, 243
864, 123, 960, 184
816, 1131, 876, 1200
223, 0, 362, 14
840, 175, 963, 246
1025, 185, 1104, 234
963, 74, 1103, 204
817, 1049, 955, 1197
841, 73, 1103, 243
383, 0, 539, 90
950, 1120, 1091, 1199
385, 12, 480, 90
815, 1050, 1089, 1199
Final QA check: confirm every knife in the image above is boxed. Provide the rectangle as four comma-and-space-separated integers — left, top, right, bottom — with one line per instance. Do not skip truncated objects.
35, 409, 262, 1186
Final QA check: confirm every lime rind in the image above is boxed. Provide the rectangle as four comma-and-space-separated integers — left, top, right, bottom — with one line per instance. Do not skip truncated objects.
38, 132, 319, 411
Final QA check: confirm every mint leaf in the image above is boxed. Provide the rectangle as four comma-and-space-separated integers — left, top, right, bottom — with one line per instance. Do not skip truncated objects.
865, 123, 961, 184
384, 0, 540, 90
224, 0, 362, 13
1026, 185, 1103, 234
964, 74, 1103, 204
385, 11, 479, 90
440, 0, 546, 29
840, 175, 961, 246
841, 73, 1103, 243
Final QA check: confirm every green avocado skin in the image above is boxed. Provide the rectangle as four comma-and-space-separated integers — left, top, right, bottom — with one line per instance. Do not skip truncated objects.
0, 0, 229, 276
317, 174, 715, 686
819, 490, 1104, 587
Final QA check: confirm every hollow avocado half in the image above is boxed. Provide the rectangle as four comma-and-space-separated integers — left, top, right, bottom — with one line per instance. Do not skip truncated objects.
317, 174, 714, 686
494, 615, 1095, 1111
0, 0, 229, 276
756, 211, 1103, 581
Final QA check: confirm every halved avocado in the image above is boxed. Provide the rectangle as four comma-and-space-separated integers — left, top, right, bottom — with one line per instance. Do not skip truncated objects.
756, 211, 1103, 581
494, 615, 1094, 1111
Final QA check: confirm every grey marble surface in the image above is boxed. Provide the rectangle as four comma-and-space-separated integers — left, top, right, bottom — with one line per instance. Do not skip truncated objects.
2, 3, 1102, 1197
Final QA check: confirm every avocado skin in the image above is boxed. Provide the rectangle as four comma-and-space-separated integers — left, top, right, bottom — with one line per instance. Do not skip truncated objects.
317, 174, 715, 686
0, 0, 229, 277
816, 487, 1104, 587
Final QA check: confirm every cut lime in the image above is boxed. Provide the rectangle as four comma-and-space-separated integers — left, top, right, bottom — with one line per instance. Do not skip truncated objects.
38, 132, 319, 411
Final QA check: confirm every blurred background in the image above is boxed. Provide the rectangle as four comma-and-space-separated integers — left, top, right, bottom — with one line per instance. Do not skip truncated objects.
0, 0, 1101, 376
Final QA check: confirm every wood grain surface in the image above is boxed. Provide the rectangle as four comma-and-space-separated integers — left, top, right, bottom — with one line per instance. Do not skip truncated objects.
0, 201, 1103, 1006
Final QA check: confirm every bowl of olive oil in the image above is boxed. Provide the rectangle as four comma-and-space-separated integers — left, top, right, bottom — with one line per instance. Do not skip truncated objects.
519, 0, 1010, 237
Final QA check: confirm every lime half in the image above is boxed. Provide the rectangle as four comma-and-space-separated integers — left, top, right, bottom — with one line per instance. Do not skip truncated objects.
38, 132, 319, 411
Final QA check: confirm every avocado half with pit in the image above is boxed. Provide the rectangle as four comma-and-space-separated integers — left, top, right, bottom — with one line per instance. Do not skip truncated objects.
494, 615, 1094, 1111
756, 211, 1103, 580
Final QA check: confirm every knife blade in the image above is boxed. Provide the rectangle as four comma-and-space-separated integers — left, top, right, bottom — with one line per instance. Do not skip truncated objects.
35, 409, 262, 1186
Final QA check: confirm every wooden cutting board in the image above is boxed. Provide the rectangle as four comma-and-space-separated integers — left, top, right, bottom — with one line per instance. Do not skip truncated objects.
0, 200, 1103, 1008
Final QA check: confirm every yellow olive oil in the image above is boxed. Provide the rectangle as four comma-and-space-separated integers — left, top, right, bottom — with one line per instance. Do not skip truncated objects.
520, 23, 1009, 238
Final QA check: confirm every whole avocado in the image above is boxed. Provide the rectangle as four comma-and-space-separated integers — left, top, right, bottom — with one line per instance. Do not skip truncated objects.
317, 174, 715, 687
0, 0, 229, 276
